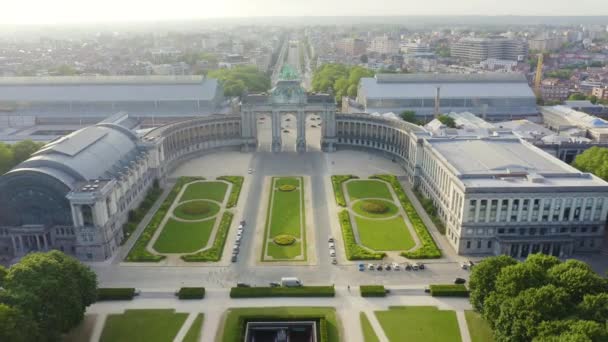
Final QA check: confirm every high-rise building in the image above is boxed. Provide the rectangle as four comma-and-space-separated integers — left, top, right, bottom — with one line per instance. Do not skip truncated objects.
451, 37, 528, 63
528, 35, 564, 52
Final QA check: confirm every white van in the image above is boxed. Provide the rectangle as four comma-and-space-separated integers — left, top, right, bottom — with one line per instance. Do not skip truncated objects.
280, 277, 303, 287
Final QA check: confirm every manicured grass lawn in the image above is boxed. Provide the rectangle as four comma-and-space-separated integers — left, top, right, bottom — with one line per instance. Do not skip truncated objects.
182, 314, 204, 342
267, 241, 302, 259
100, 309, 188, 342
346, 180, 393, 201
355, 216, 415, 251
220, 307, 340, 342
360, 312, 380, 342
465, 310, 494, 342
263, 176, 305, 260
352, 199, 399, 218
173, 200, 220, 220
375, 306, 461, 342
153, 218, 215, 253
180, 181, 228, 203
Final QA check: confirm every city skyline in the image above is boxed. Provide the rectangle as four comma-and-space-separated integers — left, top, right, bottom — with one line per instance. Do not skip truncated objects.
3, 0, 608, 25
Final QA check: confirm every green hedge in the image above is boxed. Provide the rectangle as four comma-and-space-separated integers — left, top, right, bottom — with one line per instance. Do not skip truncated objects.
217, 176, 244, 208
429, 284, 469, 297
125, 177, 204, 262
360, 285, 386, 297
120, 182, 163, 245
331, 175, 358, 207
97, 288, 135, 301
181, 211, 233, 262
338, 210, 385, 260
230, 286, 335, 298
370, 175, 441, 259
413, 190, 446, 235
177, 287, 206, 299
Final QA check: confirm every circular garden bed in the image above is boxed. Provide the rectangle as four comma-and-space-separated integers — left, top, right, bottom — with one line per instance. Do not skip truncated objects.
273, 234, 297, 246
352, 199, 398, 218
278, 184, 297, 192
173, 200, 220, 220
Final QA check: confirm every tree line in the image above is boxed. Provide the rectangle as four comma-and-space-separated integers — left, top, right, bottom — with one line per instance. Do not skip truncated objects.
208, 65, 271, 97
0, 251, 97, 341
311, 63, 374, 102
0, 140, 46, 175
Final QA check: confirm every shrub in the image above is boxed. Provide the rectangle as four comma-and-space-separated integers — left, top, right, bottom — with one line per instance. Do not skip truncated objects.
429, 284, 469, 297
331, 175, 358, 207
414, 190, 445, 235
125, 177, 204, 262
179, 202, 212, 215
338, 210, 385, 260
181, 212, 234, 262
360, 285, 387, 297
370, 175, 441, 259
230, 286, 335, 298
273, 234, 296, 246
278, 184, 296, 192
217, 176, 244, 208
177, 287, 205, 299
97, 288, 135, 301
120, 185, 163, 245
360, 200, 389, 214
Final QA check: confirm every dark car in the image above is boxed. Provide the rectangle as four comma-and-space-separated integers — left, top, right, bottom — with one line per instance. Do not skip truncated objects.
419, 263, 425, 270
236, 282, 251, 288
454, 278, 466, 285
384, 264, 392, 271
240, 220, 246, 226
404, 263, 412, 271
231, 255, 237, 263
376, 264, 383, 271
269, 282, 281, 287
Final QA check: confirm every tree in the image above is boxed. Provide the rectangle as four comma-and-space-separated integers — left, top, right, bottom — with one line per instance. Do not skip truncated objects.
311, 63, 374, 102
494, 262, 548, 298
0, 143, 14, 175
577, 293, 608, 323
468, 255, 517, 312
572, 146, 608, 181
0, 304, 37, 342
208, 65, 270, 97
534, 320, 608, 342
588, 95, 598, 104
526, 253, 560, 271
11, 140, 44, 166
548, 260, 606, 304
437, 114, 456, 128
400, 110, 418, 124
2, 251, 97, 341
569, 93, 587, 101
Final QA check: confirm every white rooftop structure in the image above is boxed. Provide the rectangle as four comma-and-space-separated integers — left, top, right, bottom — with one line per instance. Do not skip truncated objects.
541, 106, 608, 142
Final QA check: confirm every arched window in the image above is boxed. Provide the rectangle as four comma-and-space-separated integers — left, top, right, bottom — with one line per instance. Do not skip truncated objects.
82, 205, 94, 226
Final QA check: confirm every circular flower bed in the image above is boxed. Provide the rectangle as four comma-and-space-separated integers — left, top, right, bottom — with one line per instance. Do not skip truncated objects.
360, 200, 389, 214
278, 184, 296, 192
173, 201, 220, 220
273, 234, 297, 246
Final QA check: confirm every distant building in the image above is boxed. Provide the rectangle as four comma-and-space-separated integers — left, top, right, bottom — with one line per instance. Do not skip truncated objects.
337, 38, 367, 56
479, 58, 518, 72
541, 106, 608, 143
540, 78, 570, 102
592, 86, 608, 100
528, 36, 563, 52
451, 37, 527, 63
401, 42, 431, 55
356, 73, 538, 122
370, 35, 399, 55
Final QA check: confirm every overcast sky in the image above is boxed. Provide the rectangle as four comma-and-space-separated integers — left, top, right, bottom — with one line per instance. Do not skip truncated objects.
2, 0, 608, 25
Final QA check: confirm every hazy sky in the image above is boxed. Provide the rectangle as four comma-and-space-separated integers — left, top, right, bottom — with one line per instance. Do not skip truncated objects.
3, 0, 608, 25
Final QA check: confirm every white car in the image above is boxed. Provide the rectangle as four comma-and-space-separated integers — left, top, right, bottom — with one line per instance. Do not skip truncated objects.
235, 235, 242, 242
329, 250, 336, 257
328, 242, 335, 249
236, 231, 243, 238
392, 263, 401, 270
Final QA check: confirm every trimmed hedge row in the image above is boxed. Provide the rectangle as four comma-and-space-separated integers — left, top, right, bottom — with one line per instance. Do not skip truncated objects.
331, 175, 358, 207
414, 190, 446, 235
429, 284, 469, 297
338, 210, 385, 260
125, 177, 204, 262
217, 176, 243, 208
177, 287, 206, 299
120, 181, 163, 245
181, 211, 234, 262
230, 286, 335, 298
360, 285, 387, 297
370, 175, 441, 259
97, 288, 135, 301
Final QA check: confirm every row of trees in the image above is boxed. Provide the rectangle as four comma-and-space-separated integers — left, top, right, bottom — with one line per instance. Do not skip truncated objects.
0, 140, 46, 175
568, 93, 608, 105
399, 111, 456, 128
311, 63, 374, 102
208, 65, 271, 97
0, 251, 97, 341
469, 254, 608, 341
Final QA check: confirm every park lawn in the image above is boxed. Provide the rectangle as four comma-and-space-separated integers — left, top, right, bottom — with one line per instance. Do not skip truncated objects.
352, 199, 399, 218
355, 216, 415, 251
465, 310, 494, 342
375, 306, 461, 342
220, 307, 340, 342
153, 218, 215, 253
346, 180, 393, 201
100, 309, 188, 342
182, 314, 204, 342
267, 241, 302, 259
268, 177, 303, 238
180, 181, 228, 203
173, 200, 220, 220
360, 312, 380, 342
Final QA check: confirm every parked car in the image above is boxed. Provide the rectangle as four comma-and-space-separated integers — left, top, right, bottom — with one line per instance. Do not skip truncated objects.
392, 263, 400, 271
269, 282, 281, 288
368, 263, 375, 270
236, 283, 250, 288
331, 258, 338, 265
233, 245, 239, 252
283, 129, 289, 133
358, 264, 365, 271
404, 263, 412, 271
328, 242, 335, 249
376, 264, 383, 271
424, 287, 430, 293
419, 263, 425, 270
231, 255, 237, 262
329, 250, 336, 257
240, 220, 246, 226
280, 277, 303, 287
412, 263, 420, 271
247, 168, 253, 174
454, 278, 467, 285
460, 262, 469, 270
328, 236, 334, 243
236, 235, 242, 242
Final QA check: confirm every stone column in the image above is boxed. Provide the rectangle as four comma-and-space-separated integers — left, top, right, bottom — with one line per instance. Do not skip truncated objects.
296, 110, 306, 152
42, 234, 48, 250
11, 235, 16, 253
36, 235, 41, 251
271, 110, 282, 152
18, 235, 23, 253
